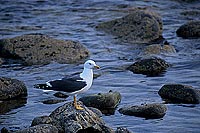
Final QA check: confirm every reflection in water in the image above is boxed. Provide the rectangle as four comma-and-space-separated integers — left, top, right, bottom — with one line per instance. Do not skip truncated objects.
0, 97, 27, 115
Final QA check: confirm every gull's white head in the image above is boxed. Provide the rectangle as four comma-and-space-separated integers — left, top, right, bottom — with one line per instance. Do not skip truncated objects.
84, 60, 100, 69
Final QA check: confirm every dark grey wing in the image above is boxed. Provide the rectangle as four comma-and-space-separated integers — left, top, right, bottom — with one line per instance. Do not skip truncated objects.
47, 75, 86, 93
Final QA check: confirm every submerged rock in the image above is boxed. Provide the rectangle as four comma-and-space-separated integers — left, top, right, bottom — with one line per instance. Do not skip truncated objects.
15, 124, 58, 133
142, 44, 176, 55
30, 101, 114, 133
0, 34, 89, 65
79, 91, 121, 115
127, 58, 169, 76
119, 103, 167, 119
176, 21, 200, 38
0, 77, 27, 100
96, 9, 163, 43
41, 99, 66, 104
158, 84, 200, 104
53, 92, 69, 98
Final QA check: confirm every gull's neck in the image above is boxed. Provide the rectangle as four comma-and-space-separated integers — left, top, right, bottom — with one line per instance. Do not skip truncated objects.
80, 68, 93, 80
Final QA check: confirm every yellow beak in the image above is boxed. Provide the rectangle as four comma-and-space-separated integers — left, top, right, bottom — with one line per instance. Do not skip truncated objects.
95, 65, 100, 69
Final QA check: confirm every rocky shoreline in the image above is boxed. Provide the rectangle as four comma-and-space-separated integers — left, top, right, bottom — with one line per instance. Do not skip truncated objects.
0, 3, 200, 133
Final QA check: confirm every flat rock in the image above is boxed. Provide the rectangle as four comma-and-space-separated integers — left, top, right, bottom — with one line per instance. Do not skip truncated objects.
142, 44, 176, 55
176, 20, 200, 38
158, 84, 200, 104
96, 9, 163, 43
119, 103, 167, 119
127, 58, 169, 76
0, 34, 89, 65
15, 124, 58, 133
0, 77, 27, 100
79, 91, 121, 115
48, 101, 114, 133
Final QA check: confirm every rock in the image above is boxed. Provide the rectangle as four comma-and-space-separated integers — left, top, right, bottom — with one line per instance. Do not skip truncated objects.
0, 34, 89, 65
0, 77, 27, 100
176, 21, 200, 38
158, 84, 200, 104
88, 107, 103, 117
127, 58, 169, 76
79, 91, 121, 115
181, 10, 200, 17
0, 98, 27, 114
42, 99, 66, 104
15, 124, 58, 133
1, 127, 11, 133
96, 9, 163, 43
142, 44, 176, 55
119, 103, 167, 119
115, 127, 132, 133
49, 101, 114, 133
31, 116, 53, 126
53, 92, 69, 98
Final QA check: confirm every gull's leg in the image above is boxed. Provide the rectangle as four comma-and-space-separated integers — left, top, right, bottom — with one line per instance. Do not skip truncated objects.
73, 95, 83, 110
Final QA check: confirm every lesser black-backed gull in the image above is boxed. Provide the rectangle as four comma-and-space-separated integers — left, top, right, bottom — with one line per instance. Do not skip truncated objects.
34, 60, 100, 110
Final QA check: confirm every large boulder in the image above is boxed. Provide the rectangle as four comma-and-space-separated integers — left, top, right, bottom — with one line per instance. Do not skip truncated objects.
0, 34, 89, 65
96, 9, 163, 43
127, 58, 169, 76
176, 21, 200, 38
79, 91, 121, 115
32, 101, 114, 133
158, 84, 200, 104
119, 103, 167, 119
0, 77, 27, 100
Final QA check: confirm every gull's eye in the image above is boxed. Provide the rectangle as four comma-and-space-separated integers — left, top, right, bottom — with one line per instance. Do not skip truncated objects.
89, 63, 92, 65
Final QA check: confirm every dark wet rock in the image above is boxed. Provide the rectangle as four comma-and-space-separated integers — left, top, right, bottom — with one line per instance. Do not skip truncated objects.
0, 77, 27, 100
15, 124, 58, 133
88, 107, 103, 117
48, 101, 114, 133
158, 84, 200, 104
96, 9, 163, 43
31, 116, 53, 126
0, 97, 27, 114
53, 92, 69, 98
115, 127, 132, 133
42, 99, 66, 104
127, 58, 169, 76
176, 21, 200, 38
119, 103, 167, 119
1, 127, 11, 133
181, 10, 200, 17
0, 34, 89, 65
142, 44, 176, 55
79, 91, 121, 115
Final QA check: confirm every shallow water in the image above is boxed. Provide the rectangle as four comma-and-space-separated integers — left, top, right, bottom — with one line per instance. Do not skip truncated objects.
0, 0, 200, 132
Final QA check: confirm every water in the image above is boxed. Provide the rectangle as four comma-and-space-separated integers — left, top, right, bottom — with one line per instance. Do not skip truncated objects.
0, 0, 200, 132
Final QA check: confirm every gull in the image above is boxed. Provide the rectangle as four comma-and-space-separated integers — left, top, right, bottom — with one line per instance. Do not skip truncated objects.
34, 60, 100, 110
